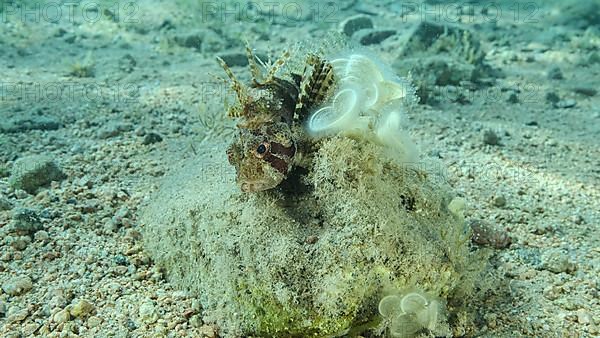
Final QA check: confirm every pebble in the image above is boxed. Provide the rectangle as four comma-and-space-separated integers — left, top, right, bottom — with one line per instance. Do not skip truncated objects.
541, 251, 576, 273
88, 315, 102, 328
448, 197, 466, 218
104, 218, 120, 233
139, 301, 159, 324
555, 99, 576, 109
357, 29, 396, 45
546, 92, 560, 104
532, 224, 554, 235
114, 265, 129, 275
96, 121, 134, 139
189, 314, 202, 328
7, 307, 29, 323
2, 275, 33, 296
0, 196, 13, 211
9, 156, 66, 194
469, 219, 511, 249
53, 308, 71, 323
173, 28, 222, 52
114, 254, 128, 265
64, 34, 76, 43
483, 129, 500, 146
339, 14, 373, 37
34, 230, 49, 242
1, 251, 11, 262
133, 271, 147, 281
305, 235, 319, 244
573, 87, 597, 97
199, 324, 217, 338
547, 66, 563, 80
70, 299, 95, 317
570, 214, 584, 225
9, 235, 32, 250
543, 285, 562, 300
119, 53, 136, 73
576, 309, 592, 324
191, 299, 201, 312
14, 189, 28, 199
588, 51, 600, 64
142, 132, 163, 145
492, 195, 507, 207
22, 323, 41, 336
10, 208, 42, 235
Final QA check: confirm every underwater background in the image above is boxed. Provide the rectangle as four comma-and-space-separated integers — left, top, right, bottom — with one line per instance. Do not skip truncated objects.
0, 0, 599, 337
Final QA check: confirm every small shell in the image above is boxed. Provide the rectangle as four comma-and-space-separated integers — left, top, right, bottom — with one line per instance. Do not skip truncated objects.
469, 219, 512, 249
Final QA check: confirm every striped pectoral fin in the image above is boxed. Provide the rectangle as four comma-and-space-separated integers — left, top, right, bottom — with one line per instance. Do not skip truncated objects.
293, 54, 336, 121
311, 62, 335, 106
293, 54, 320, 120
227, 104, 243, 118
293, 83, 311, 121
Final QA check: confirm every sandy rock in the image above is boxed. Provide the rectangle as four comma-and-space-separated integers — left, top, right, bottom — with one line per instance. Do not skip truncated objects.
142, 138, 485, 336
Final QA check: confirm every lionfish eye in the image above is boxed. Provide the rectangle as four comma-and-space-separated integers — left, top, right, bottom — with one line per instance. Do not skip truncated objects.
255, 142, 269, 157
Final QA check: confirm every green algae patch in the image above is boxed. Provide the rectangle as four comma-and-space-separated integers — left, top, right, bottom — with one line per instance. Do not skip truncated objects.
140, 138, 488, 337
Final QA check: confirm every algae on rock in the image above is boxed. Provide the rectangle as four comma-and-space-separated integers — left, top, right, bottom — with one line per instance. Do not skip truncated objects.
141, 136, 487, 337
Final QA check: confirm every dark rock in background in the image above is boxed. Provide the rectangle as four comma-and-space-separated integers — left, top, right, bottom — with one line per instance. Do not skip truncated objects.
9, 156, 67, 194
393, 22, 499, 105
0, 116, 61, 133
356, 29, 396, 45
339, 14, 374, 37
